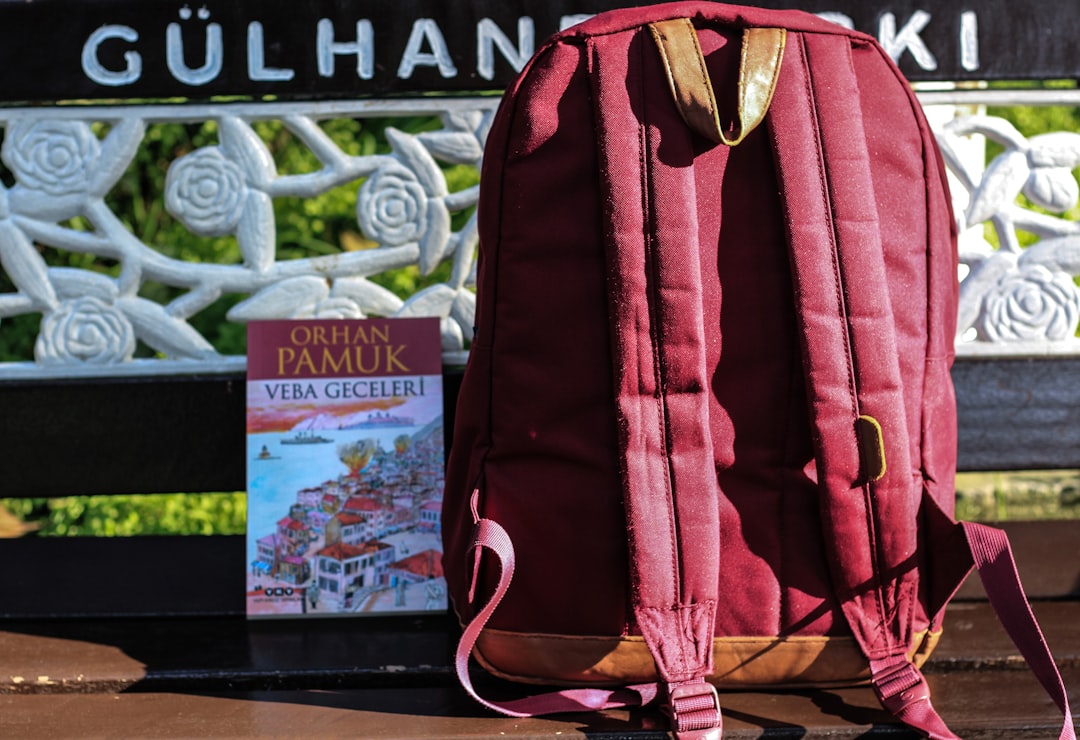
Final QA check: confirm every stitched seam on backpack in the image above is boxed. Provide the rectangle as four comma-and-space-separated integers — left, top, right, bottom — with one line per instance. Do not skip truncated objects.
687, 20, 719, 132
798, 33, 889, 649
637, 39, 682, 621
839, 37, 898, 651
802, 42, 859, 432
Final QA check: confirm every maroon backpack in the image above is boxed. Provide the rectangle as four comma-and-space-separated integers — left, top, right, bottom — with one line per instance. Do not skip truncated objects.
442, 3, 1075, 738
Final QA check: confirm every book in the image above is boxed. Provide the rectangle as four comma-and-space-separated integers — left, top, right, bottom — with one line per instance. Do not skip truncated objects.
245, 317, 446, 618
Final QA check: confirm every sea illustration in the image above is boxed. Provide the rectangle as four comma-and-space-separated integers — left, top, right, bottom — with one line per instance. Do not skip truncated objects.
246, 375, 445, 617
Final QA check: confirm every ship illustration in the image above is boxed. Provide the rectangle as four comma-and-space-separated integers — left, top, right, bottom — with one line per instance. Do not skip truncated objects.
339, 411, 415, 430
281, 430, 334, 445
255, 444, 281, 460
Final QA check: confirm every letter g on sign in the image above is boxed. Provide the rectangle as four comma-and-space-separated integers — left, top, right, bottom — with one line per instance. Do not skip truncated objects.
82, 25, 143, 86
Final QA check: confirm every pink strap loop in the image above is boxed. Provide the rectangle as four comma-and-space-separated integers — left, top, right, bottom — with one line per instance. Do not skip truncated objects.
963, 522, 1076, 740
868, 521, 1077, 739
454, 515, 528, 716
454, 501, 660, 719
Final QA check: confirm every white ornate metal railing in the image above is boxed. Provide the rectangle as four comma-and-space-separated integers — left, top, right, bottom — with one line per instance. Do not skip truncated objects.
0, 88, 1076, 378
924, 87, 1080, 357
0, 99, 497, 378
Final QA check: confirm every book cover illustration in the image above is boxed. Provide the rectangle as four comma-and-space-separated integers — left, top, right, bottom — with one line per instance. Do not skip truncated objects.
245, 317, 446, 618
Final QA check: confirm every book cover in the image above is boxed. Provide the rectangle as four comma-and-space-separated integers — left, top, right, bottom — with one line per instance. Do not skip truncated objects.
245, 317, 446, 618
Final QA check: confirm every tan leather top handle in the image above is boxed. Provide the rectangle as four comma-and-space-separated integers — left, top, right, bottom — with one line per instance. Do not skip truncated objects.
648, 18, 785, 146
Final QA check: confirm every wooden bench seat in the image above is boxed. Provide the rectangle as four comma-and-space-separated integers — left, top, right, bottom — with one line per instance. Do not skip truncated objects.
0, 630, 1074, 738
0, 520, 1074, 736
2, 599, 1075, 696
0, 667, 1074, 739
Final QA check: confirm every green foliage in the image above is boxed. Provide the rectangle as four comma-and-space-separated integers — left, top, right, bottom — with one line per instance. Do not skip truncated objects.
0, 314, 38, 361
983, 80, 1080, 248
0, 114, 478, 361
986, 80, 1080, 139
955, 471, 1080, 522
3, 469, 1077, 536
0, 493, 246, 537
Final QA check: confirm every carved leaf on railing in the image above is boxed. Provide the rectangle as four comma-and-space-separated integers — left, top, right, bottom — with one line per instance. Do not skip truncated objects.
115, 296, 218, 359
0, 102, 494, 374
939, 115, 1080, 350
0, 220, 58, 310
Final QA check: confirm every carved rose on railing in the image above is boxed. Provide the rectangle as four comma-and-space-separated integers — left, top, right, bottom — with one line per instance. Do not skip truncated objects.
938, 116, 1080, 350
976, 265, 1080, 343
165, 147, 248, 236
35, 296, 136, 365
357, 163, 435, 246
3, 120, 101, 196
356, 126, 453, 276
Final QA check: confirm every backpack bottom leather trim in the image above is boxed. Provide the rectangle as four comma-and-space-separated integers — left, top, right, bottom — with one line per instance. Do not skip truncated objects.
473, 628, 941, 688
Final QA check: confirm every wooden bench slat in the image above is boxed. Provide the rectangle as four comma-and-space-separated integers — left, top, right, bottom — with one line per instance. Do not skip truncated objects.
929, 601, 1080, 670
1, 358, 1073, 502
0, 666, 1074, 738
0, 375, 248, 498
0, 601, 1075, 696
0, 359, 1072, 502
953, 356, 1080, 471
2, 520, 1074, 620
0, 614, 457, 694
0, 371, 464, 498
0, 535, 243, 619
952, 519, 1080, 600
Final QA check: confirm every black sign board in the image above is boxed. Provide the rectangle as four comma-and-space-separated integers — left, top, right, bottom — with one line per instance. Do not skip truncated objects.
0, 0, 1076, 102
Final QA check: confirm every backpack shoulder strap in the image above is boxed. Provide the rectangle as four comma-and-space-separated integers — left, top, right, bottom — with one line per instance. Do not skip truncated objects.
766, 26, 920, 669
587, 21, 724, 734
767, 29, 1075, 739
767, 27, 954, 735
451, 19, 730, 737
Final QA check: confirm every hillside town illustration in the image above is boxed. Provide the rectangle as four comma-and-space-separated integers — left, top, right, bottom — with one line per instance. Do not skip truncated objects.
246, 412, 446, 618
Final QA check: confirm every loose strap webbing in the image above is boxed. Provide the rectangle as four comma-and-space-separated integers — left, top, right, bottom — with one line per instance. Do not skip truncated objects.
454, 495, 660, 719
767, 30, 919, 660
768, 31, 1076, 739
588, 24, 722, 693
963, 522, 1076, 739
873, 520, 1075, 739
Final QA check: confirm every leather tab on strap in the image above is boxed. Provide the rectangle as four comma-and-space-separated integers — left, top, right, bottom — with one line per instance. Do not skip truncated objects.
855, 414, 887, 483
648, 18, 785, 145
